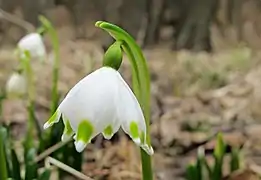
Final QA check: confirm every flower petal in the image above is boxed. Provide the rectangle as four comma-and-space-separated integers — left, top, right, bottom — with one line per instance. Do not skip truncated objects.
115, 72, 153, 154
43, 109, 61, 129
61, 114, 74, 142
141, 144, 154, 155
18, 33, 46, 60
6, 72, 27, 98
74, 141, 86, 153
115, 72, 146, 138
58, 67, 120, 141
102, 119, 120, 140
74, 120, 93, 152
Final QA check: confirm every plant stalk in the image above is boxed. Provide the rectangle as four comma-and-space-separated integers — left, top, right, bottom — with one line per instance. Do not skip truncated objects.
23, 55, 36, 151
96, 21, 153, 180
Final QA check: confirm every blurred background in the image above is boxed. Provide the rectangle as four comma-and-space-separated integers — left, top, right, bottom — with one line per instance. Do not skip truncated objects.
1, 0, 261, 180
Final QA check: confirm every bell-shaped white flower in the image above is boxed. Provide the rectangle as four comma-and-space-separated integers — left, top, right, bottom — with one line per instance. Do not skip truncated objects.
43, 67, 153, 155
6, 72, 27, 98
18, 33, 46, 60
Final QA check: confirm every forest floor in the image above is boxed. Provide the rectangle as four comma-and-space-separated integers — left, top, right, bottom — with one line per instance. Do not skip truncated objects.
2, 32, 261, 180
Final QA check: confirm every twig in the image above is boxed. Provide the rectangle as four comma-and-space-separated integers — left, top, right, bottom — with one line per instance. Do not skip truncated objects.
35, 138, 72, 163
46, 156, 93, 180
0, 8, 35, 32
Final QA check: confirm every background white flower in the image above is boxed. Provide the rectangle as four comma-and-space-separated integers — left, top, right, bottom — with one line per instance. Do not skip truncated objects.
6, 72, 27, 98
18, 33, 46, 61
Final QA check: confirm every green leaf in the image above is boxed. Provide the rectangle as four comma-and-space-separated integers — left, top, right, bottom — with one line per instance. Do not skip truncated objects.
203, 157, 212, 179
38, 169, 51, 180
196, 148, 205, 180
230, 147, 240, 172
214, 133, 226, 159
0, 126, 8, 180
213, 133, 226, 180
11, 149, 21, 180
0, 126, 13, 177
25, 148, 38, 180
186, 164, 197, 180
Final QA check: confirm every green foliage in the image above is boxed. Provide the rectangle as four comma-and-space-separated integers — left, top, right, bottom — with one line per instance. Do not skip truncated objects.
0, 15, 83, 179
38, 16, 83, 177
11, 149, 22, 180
0, 126, 8, 180
38, 169, 52, 180
186, 133, 241, 180
0, 125, 51, 180
230, 148, 240, 172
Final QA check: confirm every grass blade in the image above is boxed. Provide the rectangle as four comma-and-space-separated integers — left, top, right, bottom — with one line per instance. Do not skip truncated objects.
0, 126, 8, 179
230, 147, 240, 172
11, 149, 21, 180
38, 169, 51, 180
25, 148, 38, 180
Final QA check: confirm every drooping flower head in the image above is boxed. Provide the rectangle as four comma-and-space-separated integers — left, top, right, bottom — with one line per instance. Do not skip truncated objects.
44, 67, 153, 155
17, 33, 46, 61
44, 41, 153, 155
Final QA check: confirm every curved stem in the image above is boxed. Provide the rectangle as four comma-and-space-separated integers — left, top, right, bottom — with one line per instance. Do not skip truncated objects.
95, 21, 153, 180
95, 21, 151, 140
39, 16, 60, 114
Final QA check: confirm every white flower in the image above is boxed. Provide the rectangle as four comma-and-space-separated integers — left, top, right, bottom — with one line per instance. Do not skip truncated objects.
18, 33, 46, 60
43, 67, 153, 155
6, 72, 27, 98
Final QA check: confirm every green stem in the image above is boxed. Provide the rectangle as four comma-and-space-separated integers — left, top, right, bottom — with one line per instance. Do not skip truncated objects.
96, 21, 153, 180
23, 54, 36, 151
0, 127, 8, 179
39, 16, 60, 114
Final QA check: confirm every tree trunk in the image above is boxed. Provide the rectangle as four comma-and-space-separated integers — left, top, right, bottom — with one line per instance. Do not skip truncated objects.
101, 0, 147, 51
143, 0, 166, 46
0, 0, 17, 12
230, 0, 243, 41
119, 0, 147, 38
175, 0, 218, 52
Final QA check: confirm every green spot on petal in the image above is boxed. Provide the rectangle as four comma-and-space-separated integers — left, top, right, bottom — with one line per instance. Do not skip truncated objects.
140, 131, 145, 144
76, 120, 93, 143
49, 110, 58, 122
103, 125, 113, 136
44, 110, 60, 129
63, 116, 73, 136
130, 121, 139, 139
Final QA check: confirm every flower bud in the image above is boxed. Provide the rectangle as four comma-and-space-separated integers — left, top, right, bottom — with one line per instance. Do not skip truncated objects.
103, 41, 123, 70
6, 72, 27, 98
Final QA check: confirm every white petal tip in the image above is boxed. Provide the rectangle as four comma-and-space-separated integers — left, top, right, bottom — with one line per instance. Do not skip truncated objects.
74, 141, 86, 153
133, 138, 141, 145
148, 147, 154, 155
142, 144, 154, 155
43, 122, 51, 129
61, 134, 71, 142
73, 135, 77, 140
102, 133, 113, 140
